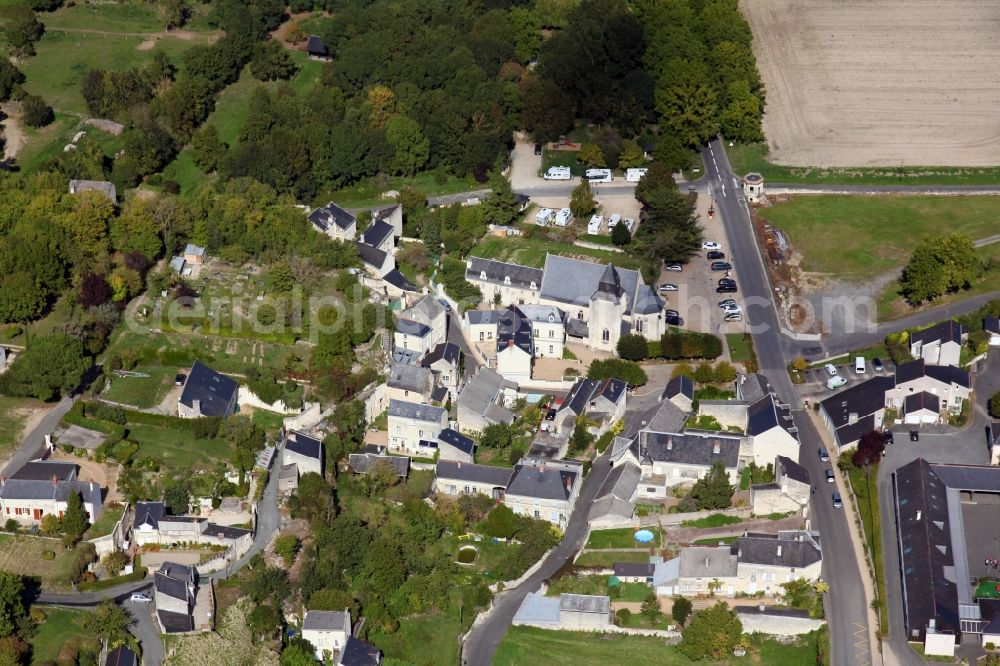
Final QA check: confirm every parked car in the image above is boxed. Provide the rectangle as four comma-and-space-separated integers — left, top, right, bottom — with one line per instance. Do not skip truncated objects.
872, 358, 885, 373
706, 250, 726, 260
910, 430, 919, 442
130, 593, 151, 603
825, 469, 835, 483
818, 448, 830, 462
883, 430, 894, 445
722, 306, 741, 315
702, 241, 721, 251
534, 142, 542, 155
832, 492, 843, 509
824, 364, 838, 377
855, 356, 866, 374
716, 284, 738, 293
718, 299, 737, 309
665, 264, 683, 272
717, 278, 736, 287
544, 166, 572, 180
724, 312, 743, 322
826, 376, 847, 390
711, 261, 733, 272
174, 373, 186, 386
659, 283, 679, 292
665, 311, 683, 326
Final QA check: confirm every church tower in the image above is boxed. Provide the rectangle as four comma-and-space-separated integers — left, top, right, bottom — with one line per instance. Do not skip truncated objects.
589, 263, 626, 352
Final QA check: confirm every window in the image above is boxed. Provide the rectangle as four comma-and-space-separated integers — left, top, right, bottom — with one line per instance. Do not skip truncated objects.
549, 329, 554, 338
636, 318, 644, 333
549, 346, 554, 355
479, 332, 484, 341
602, 329, 610, 342
647, 487, 657, 494
464, 485, 471, 493
533, 510, 539, 518
578, 311, 584, 319
394, 426, 401, 433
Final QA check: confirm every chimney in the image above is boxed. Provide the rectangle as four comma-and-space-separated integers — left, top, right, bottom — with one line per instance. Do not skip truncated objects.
848, 412, 859, 425
508, 339, 514, 348
713, 440, 721, 454
777, 545, 782, 558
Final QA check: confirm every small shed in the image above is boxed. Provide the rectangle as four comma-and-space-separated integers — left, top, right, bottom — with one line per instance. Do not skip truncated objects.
305, 35, 331, 61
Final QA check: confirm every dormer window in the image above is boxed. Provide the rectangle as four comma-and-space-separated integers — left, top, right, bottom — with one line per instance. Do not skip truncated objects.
530, 280, 537, 290
548, 313, 555, 323
480, 271, 487, 280
504, 276, 511, 285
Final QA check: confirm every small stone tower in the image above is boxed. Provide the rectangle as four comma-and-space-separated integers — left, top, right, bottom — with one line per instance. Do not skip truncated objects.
589, 264, 626, 352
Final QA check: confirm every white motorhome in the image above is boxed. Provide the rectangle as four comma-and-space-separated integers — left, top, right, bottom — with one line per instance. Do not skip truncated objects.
607, 213, 621, 229
584, 168, 613, 183
554, 208, 572, 227
544, 166, 572, 181
535, 208, 554, 226
625, 168, 648, 183
587, 215, 603, 235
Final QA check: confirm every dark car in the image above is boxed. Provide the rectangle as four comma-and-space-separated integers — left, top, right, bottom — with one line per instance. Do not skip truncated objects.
872, 357, 885, 373
711, 261, 733, 272
818, 448, 829, 462
910, 430, 919, 442
883, 430, 894, 445
717, 278, 736, 286
544, 409, 557, 421
174, 373, 186, 386
534, 142, 542, 155
716, 284, 738, 293
665, 311, 683, 326
706, 250, 726, 260
832, 492, 843, 509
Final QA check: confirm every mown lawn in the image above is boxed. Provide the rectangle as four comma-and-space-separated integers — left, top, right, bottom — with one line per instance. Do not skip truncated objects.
574, 550, 650, 567
128, 423, 232, 472
30, 608, 97, 664
0, 534, 77, 587
83, 502, 127, 540
547, 574, 649, 602
585, 527, 660, 549
679, 513, 743, 529
725, 333, 754, 364
470, 236, 644, 271
42, 0, 219, 33
727, 142, 1000, 186
101, 365, 177, 409
0, 396, 43, 457
20, 31, 196, 115
757, 195, 1000, 282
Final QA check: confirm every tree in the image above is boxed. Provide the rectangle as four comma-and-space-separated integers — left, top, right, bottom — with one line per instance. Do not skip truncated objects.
852, 430, 885, 469
111, 200, 162, 260
308, 588, 358, 614
587, 358, 647, 387
618, 139, 645, 169
289, 472, 335, 525
0, 571, 25, 638
164, 483, 190, 515
0, 334, 90, 401
83, 599, 131, 638
569, 180, 595, 218
719, 80, 763, 142
616, 334, 648, 361
611, 218, 631, 246
360, 460, 401, 497
636, 184, 702, 264
4, 4, 43, 57
655, 59, 719, 147
482, 504, 516, 539
480, 171, 520, 227
250, 40, 299, 81
62, 490, 89, 544
78, 272, 113, 309
577, 143, 606, 168
672, 595, 693, 626
900, 233, 982, 304
20, 94, 53, 127
990, 390, 1000, 419
687, 460, 734, 510
570, 416, 594, 454
677, 601, 742, 661
243, 565, 290, 604
102, 549, 129, 576
191, 124, 227, 173
280, 643, 316, 666
0, 271, 47, 323
247, 603, 282, 638
366, 84, 398, 130
641, 590, 662, 623
0, 61, 24, 102
385, 115, 429, 176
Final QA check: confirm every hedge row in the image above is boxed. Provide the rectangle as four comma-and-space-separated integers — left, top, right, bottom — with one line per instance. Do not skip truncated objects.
77, 567, 147, 591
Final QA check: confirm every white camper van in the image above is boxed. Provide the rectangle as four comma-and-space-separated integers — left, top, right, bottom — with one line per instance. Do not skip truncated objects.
584, 168, 613, 183
625, 168, 648, 183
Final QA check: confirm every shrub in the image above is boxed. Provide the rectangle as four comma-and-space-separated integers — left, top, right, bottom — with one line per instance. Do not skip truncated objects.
20, 94, 52, 127
3, 519, 16, 533
615, 608, 632, 626
616, 334, 648, 361
40, 550, 54, 561
587, 358, 647, 387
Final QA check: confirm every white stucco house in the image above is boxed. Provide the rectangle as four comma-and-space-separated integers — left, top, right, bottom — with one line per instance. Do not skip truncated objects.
387, 399, 448, 456
909, 320, 965, 367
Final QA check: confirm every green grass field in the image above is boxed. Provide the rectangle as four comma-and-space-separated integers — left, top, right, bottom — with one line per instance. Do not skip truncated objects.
128, 423, 232, 473
470, 236, 644, 271
725, 333, 754, 365
83, 502, 126, 540
758, 195, 1000, 282
42, 0, 219, 34
0, 534, 78, 587
679, 513, 743, 529
496, 626, 822, 665
101, 365, 177, 408
546, 575, 649, 602
585, 527, 660, 549
540, 148, 582, 176
0, 396, 42, 456
30, 608, 97, 664
20, 31, 197, 115
574, 550, 649, 567
728, 143, 1000, 186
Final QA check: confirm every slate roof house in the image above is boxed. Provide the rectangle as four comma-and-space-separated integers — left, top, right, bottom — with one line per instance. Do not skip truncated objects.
421, 341, 462, 401
817, 375, 895, 450
283, 430, 323, 479
456, 366, 517, 432
433, 460, 512, 500
750, 455, 811, 517
132, 500, 253, 550
305, 35, 332, 61
0, 460, 101, 527
104, 645, 139, 666
504, 458, 582, 527
662, 374, 694, 412
885, 359, 971, 418
437, 427, 475, 463
177, 361, 238, 419
155, 562, 197, 633
554, 377, 628, 436
338, 636, 382, 666
346, 447, 410, 479
589, 460, 641, 527
610, 430, 742, 499
386, 363, 433, 404
909, 320, 966, 367
386, 399, 448, 457
309, 202, 357, 241
465, 257, 543, 308
302, 609, 350, 661
394, 295, 447, 358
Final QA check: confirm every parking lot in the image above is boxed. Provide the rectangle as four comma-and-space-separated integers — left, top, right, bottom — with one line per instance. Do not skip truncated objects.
796, 357, 896, 396
659, 190, 746, 335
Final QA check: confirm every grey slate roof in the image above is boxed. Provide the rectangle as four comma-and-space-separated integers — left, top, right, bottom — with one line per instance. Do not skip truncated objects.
387, 363, 431, 393
895, 358, 926, 384
819, 375, 894, 443
747, 394, 797, 439
134, 501, 165, 529
506, 462, 577, 501
540, 255, 642, 314
925, 364, 971, 388
559, 593, 610, 614
403, 294, 445, 325
303, 609, 349, 631
905, 391, 940, 414
627, 398, 689, 437
308, 202, 354, 232
776, 455, 810, 486
465, 310, 505, 325
339, 636, 381, 666
388, 398, 446, 423
497, 308, 532, 355
105, 645, 139, 666
422, 342, 460, 368
735, 533, 822, 568
595, 460, 640, 503
634, 431, 741, 468
383, 268, 418, 292
10, 460, 76, 481
204, 523, 252, 540
613, 562, 654, 578
285, 431, 322, 460
516, 303, 564, 324
737, 374, 772, 404
986, 316, 1000, 334
395, 317, 431, 338
179, 360, 237, 417
435, 460, 512, 487
160, 562, 196, 584
183, 243, 205, 257
360, 219, 394, 248
663, 374, 694, 402
438, 428, 475, 456
0, 478, 101, 510
458, 367, 516, 424
633, 284, 665, 315
348, 453, 410, 478
679, 546, 738, 578
834, 414, 876, 449
466, 257, 542, 290
305, 35, 329, 56
911, 319, 964, 346
157, 610, 193, 633
357, 242, 388, 269
154, 572, 191, 602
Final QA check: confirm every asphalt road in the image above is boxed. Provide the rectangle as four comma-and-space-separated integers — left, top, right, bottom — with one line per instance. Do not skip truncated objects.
2, 396, 74, 475
702, 138, 873, 666
461, 453, 613, 665
770, 183, 1000, 194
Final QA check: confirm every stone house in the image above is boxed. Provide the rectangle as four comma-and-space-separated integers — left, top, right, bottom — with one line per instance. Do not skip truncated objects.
387, 399, 448, 456
302, 609, 350, 661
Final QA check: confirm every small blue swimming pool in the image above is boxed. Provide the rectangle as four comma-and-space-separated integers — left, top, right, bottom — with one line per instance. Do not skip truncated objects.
634, 529, 655, 543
